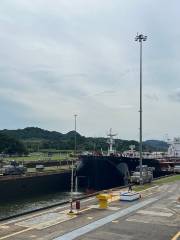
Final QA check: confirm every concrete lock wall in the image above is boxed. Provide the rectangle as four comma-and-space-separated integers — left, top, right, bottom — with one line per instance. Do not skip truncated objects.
0, 171, 71, 201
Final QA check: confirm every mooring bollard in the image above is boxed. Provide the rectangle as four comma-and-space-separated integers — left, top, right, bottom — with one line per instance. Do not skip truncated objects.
76, 200, 80, 210
76, 200, 80, 214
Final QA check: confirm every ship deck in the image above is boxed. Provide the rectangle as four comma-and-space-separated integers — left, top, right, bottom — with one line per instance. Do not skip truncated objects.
0, 168, 71, 181
0, 177, 179, 240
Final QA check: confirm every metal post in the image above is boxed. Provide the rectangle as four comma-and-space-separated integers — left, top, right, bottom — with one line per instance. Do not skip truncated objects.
75, 176, 78, 192
74, 114, 77, 193
69, 114, 77, 213
74, 114, 77, 157
139, 38, 143, 185
135, 33, 147, 185
69, 114, 77, 214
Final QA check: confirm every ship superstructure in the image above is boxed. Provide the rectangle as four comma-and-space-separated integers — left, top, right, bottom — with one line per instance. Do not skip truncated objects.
168, 137, 180, 157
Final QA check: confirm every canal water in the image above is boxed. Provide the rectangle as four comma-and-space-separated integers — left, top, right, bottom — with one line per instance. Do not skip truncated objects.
0, 191, 84, 220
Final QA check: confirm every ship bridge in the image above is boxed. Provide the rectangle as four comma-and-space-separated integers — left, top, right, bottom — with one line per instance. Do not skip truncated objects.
168, 137, 180, 157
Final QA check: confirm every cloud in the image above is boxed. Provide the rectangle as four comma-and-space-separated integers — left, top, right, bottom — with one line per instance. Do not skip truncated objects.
144, 93, 159, 101
168, 88, 180, 102
0, 0, 180, 139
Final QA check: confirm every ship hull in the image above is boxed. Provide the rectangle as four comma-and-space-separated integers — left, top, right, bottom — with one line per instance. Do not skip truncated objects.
76, 155, 164, 190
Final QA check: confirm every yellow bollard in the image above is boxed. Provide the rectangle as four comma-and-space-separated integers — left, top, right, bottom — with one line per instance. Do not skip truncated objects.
96, 194, 110, 209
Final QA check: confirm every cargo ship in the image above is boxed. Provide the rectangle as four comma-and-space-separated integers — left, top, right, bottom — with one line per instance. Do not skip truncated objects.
76, 130, 178, 190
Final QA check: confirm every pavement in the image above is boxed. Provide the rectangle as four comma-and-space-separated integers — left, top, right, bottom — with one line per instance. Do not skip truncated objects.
0, 180, 179, 240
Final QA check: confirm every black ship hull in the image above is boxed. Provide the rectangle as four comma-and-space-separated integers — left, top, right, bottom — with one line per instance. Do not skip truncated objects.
76, 155, 163, 190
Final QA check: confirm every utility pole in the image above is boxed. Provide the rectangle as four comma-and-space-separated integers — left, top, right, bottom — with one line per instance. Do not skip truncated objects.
135, 33, 147, 185
74, 114, 77, 157
69, 114, 77, 214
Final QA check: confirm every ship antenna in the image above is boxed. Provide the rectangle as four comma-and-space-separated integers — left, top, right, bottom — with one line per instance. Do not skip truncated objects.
107, 128, 117, 155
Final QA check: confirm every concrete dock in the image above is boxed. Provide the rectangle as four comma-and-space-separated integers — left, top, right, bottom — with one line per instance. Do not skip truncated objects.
0, 180, 179, 240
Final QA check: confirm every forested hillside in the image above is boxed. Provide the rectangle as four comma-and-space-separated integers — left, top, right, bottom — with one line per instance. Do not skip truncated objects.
143, 140, 168, 151
0, 133, 27, 155
0, 127, 168, 152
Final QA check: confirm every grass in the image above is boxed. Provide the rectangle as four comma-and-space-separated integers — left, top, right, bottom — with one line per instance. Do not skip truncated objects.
133, 183, 155, 192
3, 152, 73, 162
154, 174, 180, 184
133, 175, 180, 192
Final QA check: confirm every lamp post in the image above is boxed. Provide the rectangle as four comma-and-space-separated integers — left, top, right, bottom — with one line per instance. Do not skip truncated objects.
69, 114, 77, 213
74, 114, 77, 157
135, 33, 147, 185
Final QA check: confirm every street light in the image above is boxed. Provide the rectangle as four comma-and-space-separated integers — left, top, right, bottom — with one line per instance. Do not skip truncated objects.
69, 114, 78, 214
135, 33, 147, 185
74, 114, 77, 157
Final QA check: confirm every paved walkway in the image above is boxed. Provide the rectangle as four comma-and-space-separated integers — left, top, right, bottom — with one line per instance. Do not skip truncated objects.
0, 182, 179, 240
54, 197, 158, 240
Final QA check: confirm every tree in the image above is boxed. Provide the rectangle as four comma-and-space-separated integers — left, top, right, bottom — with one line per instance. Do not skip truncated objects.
0, 133, 28, 155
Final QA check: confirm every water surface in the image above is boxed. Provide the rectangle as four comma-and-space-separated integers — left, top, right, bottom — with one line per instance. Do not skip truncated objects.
0, 191, 84, 219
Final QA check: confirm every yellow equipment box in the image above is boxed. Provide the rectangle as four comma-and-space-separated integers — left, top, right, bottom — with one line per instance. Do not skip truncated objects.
96, 194, 110, 209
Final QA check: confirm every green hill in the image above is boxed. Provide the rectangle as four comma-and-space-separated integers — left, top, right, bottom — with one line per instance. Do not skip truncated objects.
143, 140, 168, 151
0, 127, 85, 151
0, 127, 168, 152
0, 133, 27, 155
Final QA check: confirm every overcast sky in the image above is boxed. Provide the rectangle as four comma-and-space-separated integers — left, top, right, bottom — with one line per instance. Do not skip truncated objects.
0, 0, 179, 140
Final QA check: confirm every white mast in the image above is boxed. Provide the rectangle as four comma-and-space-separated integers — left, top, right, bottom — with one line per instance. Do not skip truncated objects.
107, 128, 117, 155
129, 145, 135, 157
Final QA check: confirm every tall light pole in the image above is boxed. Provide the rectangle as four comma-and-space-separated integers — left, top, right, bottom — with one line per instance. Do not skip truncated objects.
135, 33, 147, 185
69, 114, 77, 213
74, 114, 77, 157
